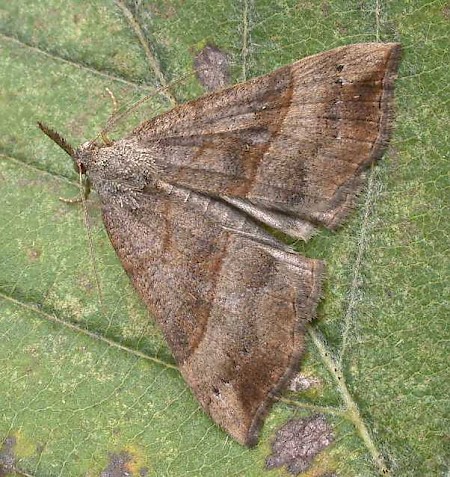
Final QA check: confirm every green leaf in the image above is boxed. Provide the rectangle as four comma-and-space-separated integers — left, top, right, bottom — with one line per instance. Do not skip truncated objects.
0, 1, 448, 476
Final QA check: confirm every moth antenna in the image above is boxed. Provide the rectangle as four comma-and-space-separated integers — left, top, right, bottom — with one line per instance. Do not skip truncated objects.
94, 70, 199, 142
38, 121, 92, 200
115, 0, 177, 106
37, 122, 75, 158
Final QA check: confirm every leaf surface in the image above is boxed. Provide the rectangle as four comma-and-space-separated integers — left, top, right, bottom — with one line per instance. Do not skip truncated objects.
0, 1, 448, 475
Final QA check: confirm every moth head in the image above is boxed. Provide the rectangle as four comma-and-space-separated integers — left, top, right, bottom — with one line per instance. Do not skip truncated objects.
37, 121, 95, 175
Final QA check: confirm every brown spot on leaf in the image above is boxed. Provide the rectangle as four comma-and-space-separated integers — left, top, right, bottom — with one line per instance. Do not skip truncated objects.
266, 415, 334, 475
0, 436, 16, 477
147, 2, 177, 19
26, 247, 42, 262
100, 451, 133, 477
288, 373, 321, 392
337, 24, 348, 35
442, 3, 450, 19
321, 1, 331, 16
77, 274, 95, 293
194, 45, 231, 92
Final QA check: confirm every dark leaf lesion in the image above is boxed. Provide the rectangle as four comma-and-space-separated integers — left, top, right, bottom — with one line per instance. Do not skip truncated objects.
266, 415, 334, 475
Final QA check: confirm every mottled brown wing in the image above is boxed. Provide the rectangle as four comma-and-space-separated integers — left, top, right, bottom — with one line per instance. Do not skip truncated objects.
130, 43, 401, 233
100, 180, 323, 446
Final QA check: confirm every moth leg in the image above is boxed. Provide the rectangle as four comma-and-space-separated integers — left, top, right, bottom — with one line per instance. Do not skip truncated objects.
101, 132, 114, 147
59, 176, 91, 204
105, 87, 119, 115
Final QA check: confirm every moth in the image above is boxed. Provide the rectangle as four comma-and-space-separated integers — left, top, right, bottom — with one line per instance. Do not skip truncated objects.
39, 43, 401, 447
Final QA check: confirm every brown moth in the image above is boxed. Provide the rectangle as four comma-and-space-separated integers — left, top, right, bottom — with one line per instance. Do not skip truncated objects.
39, 43, 401, 447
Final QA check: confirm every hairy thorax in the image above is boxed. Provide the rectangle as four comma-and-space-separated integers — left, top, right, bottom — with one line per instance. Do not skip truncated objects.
75, 138, 160, 207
